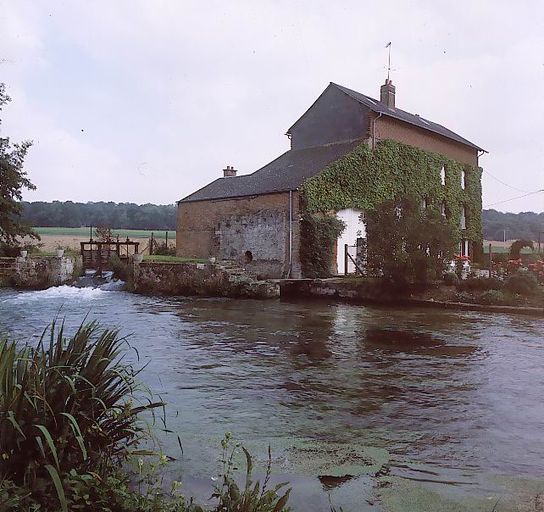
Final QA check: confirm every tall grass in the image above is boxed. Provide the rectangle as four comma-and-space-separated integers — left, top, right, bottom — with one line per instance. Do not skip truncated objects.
0, 320, 163, 511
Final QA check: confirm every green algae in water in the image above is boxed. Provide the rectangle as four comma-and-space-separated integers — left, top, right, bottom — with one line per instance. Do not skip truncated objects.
282, 440, 390, 478
377, 475, 544, 512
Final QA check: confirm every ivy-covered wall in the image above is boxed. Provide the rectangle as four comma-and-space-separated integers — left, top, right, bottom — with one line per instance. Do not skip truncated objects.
301, 139, 483, 247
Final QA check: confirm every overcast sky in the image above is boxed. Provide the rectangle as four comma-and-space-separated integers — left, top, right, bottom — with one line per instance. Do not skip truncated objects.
1, 0, 543, 213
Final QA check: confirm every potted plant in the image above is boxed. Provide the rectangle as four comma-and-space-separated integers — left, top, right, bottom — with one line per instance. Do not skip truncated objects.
20, 250, 28, 258
133, 252, 144, 264
56, 247, 65, 258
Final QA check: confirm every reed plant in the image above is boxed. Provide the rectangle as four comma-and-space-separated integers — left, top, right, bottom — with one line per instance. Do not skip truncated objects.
0, 321, 293, 512
0, 320, 163, 511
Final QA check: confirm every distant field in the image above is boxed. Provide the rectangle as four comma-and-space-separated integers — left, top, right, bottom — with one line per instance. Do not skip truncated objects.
34, 227, 175, 240
483, 240, 538, 254
28, 227, 176, 254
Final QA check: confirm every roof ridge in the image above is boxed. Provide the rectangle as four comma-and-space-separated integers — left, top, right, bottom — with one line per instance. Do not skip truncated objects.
330, 82, 484, 151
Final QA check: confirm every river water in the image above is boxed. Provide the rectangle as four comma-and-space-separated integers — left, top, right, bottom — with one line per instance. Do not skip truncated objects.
0, 286, 543, 511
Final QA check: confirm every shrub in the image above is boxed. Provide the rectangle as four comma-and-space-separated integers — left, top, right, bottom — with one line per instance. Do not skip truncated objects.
509, 239, 533, 259
153, 241, 176, 256
479, 289, 507, 305
458, 276, 502, 292
300, 213, 345, 278
443, 272, 459, 286
109, 254, 132, 281
504, 270, 539, 296
366, 196, 456, 286
0, 321, 163, 511
454, 291, 474, 303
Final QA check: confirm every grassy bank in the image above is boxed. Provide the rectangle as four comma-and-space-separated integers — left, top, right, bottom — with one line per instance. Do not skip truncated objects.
34, 227, 176, 240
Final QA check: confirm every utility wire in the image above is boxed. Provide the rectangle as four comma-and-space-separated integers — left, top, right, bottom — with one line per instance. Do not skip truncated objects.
482, 168, 532, 193
484, 189, 544, 208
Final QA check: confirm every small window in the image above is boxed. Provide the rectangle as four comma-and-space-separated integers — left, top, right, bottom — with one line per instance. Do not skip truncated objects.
440, 165, 446, 186
460, 206, 467, 230
421, 197, 428, 210
440, 201, 447, 217
461, 170, 466, 190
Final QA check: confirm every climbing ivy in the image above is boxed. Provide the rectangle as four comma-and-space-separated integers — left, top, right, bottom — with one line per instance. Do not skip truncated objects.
300, 213, 345, 278
301, 139, 482, 251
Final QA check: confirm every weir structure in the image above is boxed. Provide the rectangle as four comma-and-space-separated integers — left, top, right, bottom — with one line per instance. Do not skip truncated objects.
80, 238, 139, 275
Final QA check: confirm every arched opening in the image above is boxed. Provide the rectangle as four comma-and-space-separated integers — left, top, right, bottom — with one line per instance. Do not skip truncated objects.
244, 250, 253, 263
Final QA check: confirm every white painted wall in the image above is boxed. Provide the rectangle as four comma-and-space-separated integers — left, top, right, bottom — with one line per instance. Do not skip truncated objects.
336, 208, 366, 274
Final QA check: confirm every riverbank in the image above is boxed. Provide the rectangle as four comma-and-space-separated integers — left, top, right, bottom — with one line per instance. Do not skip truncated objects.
280, 277, 544, 316
2, 255, 542, 316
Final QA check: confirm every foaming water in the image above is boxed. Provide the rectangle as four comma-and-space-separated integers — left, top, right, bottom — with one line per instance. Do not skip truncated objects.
99, 279, 125, 291
2, 285, 107, 303
0, 288, 543, 510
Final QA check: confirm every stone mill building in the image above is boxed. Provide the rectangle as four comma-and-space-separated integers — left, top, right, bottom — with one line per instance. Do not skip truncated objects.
177, 79, 485, 279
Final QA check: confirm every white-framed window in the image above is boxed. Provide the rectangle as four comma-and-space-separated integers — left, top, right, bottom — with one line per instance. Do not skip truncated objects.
460, 239, 469, 257
461, 170, 466, 190
421, 197, 428, 210
440, 201, 446, 217
460, 206, 467, 230
440, 165, 446, 186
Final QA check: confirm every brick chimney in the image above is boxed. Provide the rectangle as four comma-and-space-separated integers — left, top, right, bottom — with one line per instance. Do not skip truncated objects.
223, 165, 237, 177
380, 78, 396, 107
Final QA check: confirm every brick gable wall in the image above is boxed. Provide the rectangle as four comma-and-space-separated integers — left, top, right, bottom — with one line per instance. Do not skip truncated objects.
371, 113, 479, 166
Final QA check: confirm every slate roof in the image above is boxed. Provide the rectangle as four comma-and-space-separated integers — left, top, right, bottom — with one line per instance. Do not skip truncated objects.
180, 82, 484, 203
326, 83, 484, 151
179, 139, 362, 203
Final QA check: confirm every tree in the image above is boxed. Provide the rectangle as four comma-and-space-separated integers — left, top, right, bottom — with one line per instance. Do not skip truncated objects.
509, 239, 533, 259
366, 195, 456, 285
0, 83, 37, 246
95, 225, 113, 242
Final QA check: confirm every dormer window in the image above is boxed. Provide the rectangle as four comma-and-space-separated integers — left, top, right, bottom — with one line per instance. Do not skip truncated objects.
440, 165, 446, 186
461, 170, 466, 190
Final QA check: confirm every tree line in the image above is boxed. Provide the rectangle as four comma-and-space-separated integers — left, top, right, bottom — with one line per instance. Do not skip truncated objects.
20, 201, 177, 230
18, 202, 543, 240
482, 209, 544, 241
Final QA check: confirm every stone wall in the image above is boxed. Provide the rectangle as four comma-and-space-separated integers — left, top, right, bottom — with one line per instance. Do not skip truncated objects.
219, 210, 286, 278
133, 261, 279, 299
11, 255, 82, 289
177, 191, 302, 279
